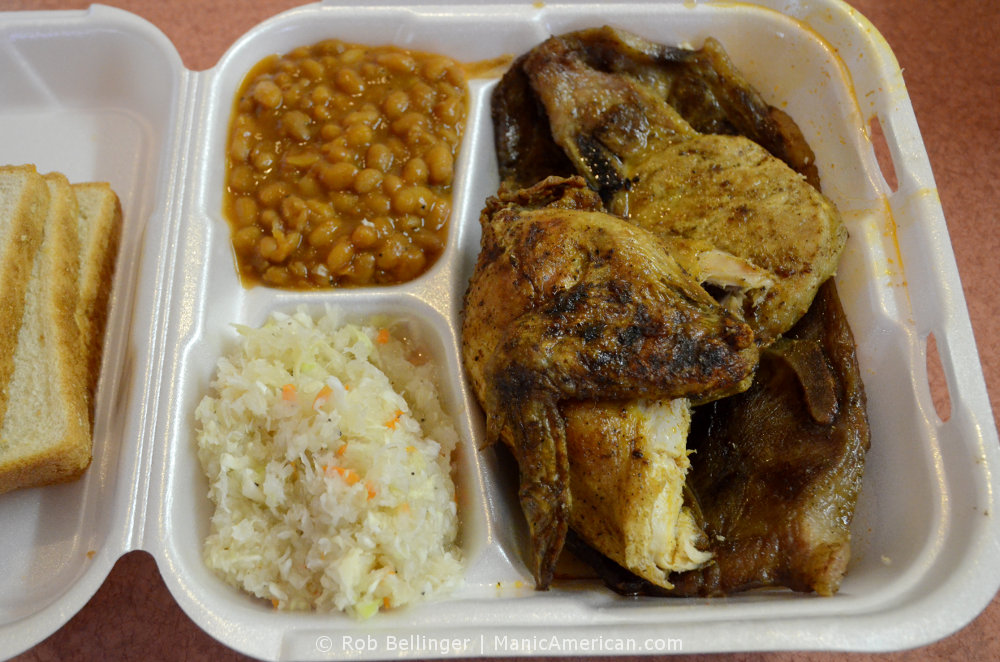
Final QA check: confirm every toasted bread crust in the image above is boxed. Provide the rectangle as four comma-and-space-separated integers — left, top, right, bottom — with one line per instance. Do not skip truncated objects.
0, 172, 92, 493
0, 168, 121, 494
0, 166, 48, 425
74, 182, 123, 416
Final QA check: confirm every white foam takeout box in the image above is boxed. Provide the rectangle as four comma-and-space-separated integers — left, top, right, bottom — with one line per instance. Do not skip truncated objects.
2, 0, 998, 659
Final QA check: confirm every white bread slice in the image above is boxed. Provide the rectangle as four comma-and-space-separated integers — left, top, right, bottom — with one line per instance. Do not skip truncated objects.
73, 182, 122, 417
0, 165, 48, 426
0, 172, 90, 493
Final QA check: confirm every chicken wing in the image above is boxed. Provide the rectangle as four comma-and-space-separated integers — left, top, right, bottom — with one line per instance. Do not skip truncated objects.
462, 176, 757, 588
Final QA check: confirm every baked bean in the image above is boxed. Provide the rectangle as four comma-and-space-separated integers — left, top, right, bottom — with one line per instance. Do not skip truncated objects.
391, 185, 432, 215
375, 233, 407, 270
251, 148, 275, 172
229, 164, 255, 193
422, 57, 450, 82
319, 162, 357, 191
258, 235, 278, 260
233, 197, 259, 227
308, 219, 339, 248
346, 252, 376, 284
353, 168, 383, 194
408, 81, 436, 113
311, 103, 332, 122
424, 143, 453, 185
331, 191, 360, 214
273, 71, 293, 89
224, 39, 467, 288
320, 122, 342, 141
257, 181, 290, 208
233, 225, 262, 253
262, 266, 289, 286
363, 192, 391, 215
230, 133, 252, 163
436, 127, 460, 148
445, 65, 466, 88
386, 136, 408, 160
282, 110, 312, 141
378, 52, 416, 74
252, 80, 283, 109
434, 96, 463, 126
301, 58, 324, 80
283, 85, 302, 107
335, 68, 365, 95
345, 106, 380, 127
340, 48, 365, 65
381, 174, 404, 195
428, 199, 450, 230
321, 138, 354, 164
382, 90, 409, 120
351, 223, 378, 248
326, 237, 355, 272
366, 143, 393, 172
395, 246, 427, 281
412, 229, 444, 254
401, 157, 429, 185
345, 123, 374, 148
360, 62, 382, 80
297, 175, 321, 199
391, 111, 426, 137
370, 216, 393, 240
282, 150, 318, 170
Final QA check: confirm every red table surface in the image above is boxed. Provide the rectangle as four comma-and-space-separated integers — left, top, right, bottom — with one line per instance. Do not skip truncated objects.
2, 1, 998, 660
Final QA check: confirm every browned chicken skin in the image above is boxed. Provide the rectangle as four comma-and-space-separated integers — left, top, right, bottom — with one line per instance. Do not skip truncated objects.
512, 28, 847, 345
673, 279, 870, 597
572, 280, 870, 597
462, 177, 757, 588
474, 27, 868, 596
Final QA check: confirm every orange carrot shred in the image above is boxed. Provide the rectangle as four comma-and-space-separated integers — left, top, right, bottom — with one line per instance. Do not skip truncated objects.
271, 598, 280, 609
313, 384, 333, 406
281, 383, 296, 401
386, 409, 404, 429
366, 481, 377, 499
336, 444, 347, 457
376, 328, 390, 344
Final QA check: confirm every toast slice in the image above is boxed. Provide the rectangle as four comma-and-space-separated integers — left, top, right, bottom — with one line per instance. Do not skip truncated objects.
73, 182, 123, 417
0, 172, 91, 493
0, 165, 48, 426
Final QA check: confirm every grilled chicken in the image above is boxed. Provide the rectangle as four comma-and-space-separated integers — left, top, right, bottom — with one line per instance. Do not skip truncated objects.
462, 176, 757, 588
506, 28, 846, 345
478, 28, 867, 597
564, 397, 712, 587
492, 28, 821, 191
670, 279, 870, 596
564, 280, 869, 597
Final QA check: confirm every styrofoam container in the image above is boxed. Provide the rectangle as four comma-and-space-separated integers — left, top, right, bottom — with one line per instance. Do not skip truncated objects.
1, 1, 998, 659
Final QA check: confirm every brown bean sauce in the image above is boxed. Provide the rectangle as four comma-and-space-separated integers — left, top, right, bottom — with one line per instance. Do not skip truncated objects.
223, 39, 469, 289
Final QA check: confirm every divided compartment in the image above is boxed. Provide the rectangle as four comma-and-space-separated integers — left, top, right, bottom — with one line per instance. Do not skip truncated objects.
1, 1, 999, 659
